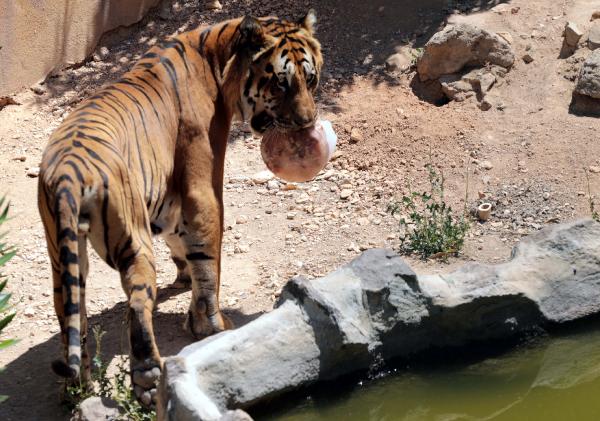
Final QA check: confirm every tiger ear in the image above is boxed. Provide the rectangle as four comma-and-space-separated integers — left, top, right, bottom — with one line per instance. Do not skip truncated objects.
239, 16, 267, 52
298, 9, 317, 34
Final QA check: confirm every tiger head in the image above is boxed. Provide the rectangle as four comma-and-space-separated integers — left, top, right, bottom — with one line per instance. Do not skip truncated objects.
236, 10, 323, 134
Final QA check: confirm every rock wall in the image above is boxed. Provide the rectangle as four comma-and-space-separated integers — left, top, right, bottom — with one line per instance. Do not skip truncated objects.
0, 0, 160, 96
158, 219, 600, 421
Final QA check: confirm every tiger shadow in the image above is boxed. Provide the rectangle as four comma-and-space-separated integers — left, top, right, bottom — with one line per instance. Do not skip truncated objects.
0, 286, 264, 421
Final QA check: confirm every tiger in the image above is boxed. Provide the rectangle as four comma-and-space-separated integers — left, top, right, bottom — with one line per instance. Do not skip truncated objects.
37, 10, 322, 405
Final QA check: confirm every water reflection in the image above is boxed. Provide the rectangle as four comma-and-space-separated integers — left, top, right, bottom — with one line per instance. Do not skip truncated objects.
262, 327, 600, 421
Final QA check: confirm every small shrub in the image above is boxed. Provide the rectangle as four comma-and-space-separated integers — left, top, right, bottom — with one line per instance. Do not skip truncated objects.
388, 164, 470, 260
0, 197, 17, 404
66, 326, 156, 420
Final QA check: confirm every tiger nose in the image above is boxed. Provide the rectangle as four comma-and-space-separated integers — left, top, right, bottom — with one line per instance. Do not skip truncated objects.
294, 114, 314, 128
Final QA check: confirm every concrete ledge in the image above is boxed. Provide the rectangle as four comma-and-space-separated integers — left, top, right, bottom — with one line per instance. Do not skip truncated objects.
158, 219, 600, 420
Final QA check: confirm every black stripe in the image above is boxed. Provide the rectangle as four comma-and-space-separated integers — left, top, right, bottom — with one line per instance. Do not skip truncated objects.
186, 252, 213, 261
58, 227, 78, 242
63, 160, 85, 183
66, 326, 80, 347
59, 246, 78, 265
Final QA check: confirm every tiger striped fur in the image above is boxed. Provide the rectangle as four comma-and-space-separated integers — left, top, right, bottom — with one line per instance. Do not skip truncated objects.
37, 11, 322, 404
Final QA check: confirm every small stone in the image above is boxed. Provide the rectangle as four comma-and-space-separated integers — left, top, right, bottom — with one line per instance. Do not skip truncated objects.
480, 161, 494, 170
26, 167, 40, 178
13, 155, 26, 162
340, 189, 353, 200
522, 53, 534, 64
234, 233, 242, 240
24, 307, 35, 317
252, 170, 274, 184
592, 11, 600, 21
204, 0, 223, 10
236, 215, 249, 224
295, 193, 311, 204
30, 82, 46, 95
590, 166, 600, 173
287, 212, 297, 220
385, 49, 413, 72
234, 244, 250, 254
543, 192, 551, 200
267, 180, 279, 190
480, 99, 492, 111
564, 22, 583, 47
350, 128, 363, 143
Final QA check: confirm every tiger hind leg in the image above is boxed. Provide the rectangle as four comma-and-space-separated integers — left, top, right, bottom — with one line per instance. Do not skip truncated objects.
86, 185, 162, 406
119, 245, 161, 406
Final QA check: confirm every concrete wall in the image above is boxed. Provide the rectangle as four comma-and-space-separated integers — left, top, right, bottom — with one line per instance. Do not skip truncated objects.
0, 0, 161, 95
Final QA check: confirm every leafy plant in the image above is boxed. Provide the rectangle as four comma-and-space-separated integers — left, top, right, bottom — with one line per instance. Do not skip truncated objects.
0, 197, 17, 404
388, 164, 470, 260
66, 326, 155, 420
584, 168, 599, 222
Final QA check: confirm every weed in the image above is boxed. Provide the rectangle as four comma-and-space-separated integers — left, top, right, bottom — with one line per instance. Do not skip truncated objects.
584, 168, 599, 222
388, 164, 470, 260
0, 196, 17, 404
65, 327, 156, 420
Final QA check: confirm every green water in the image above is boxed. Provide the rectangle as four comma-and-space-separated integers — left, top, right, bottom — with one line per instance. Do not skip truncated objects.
261, 327, 600, 421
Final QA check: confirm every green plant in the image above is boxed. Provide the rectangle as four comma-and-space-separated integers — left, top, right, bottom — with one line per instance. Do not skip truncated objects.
410, 47, 424, 66
388, 164, 470, 260
584, 168, 599, 222
66, 326, 155, 420
0, 197, 17, 404
113, 357, 155, 421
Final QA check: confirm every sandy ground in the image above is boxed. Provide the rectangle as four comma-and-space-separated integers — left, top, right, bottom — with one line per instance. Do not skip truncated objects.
1, 0, 600, 419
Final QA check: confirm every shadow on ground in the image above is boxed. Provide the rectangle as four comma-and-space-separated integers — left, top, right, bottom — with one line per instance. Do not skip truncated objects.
32, 0, 511, 112
0, 285, 263, 421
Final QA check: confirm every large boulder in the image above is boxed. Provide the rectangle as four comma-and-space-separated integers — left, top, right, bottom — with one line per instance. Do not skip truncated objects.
575, 49, 600, 99
159, 220, 600, 420
417, 23, 515, 81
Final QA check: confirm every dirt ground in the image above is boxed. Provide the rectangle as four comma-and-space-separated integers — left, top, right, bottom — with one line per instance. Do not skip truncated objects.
2, 0, 600, 419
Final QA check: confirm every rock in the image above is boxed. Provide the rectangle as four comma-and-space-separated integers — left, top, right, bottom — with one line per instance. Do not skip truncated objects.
251, 170, 274, 184
30, 82, 46, 95
204, 0, 223, 10
564, 22, 583, 47
440, 75, 475, 102
235, 215, 249, 225
26, 167, 40, 178
78, 396, 120, 421
385, 48, 413, 72
589, 21, 600, 50
417, 24, 515, 81
593, 11, 600, 21
575, 50, 600, 99
266, 180, 279, 191
219, 410, 254, 421
480, 160, 494, 170
349, 128, 363, 143
479, 99, 492, 111
522, 53, 535, 64
590, 166, 600, 173
160, 221, 600, 417
339, 189, 353, 200
440, 68, 498, 102
234, 244, 250, 254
